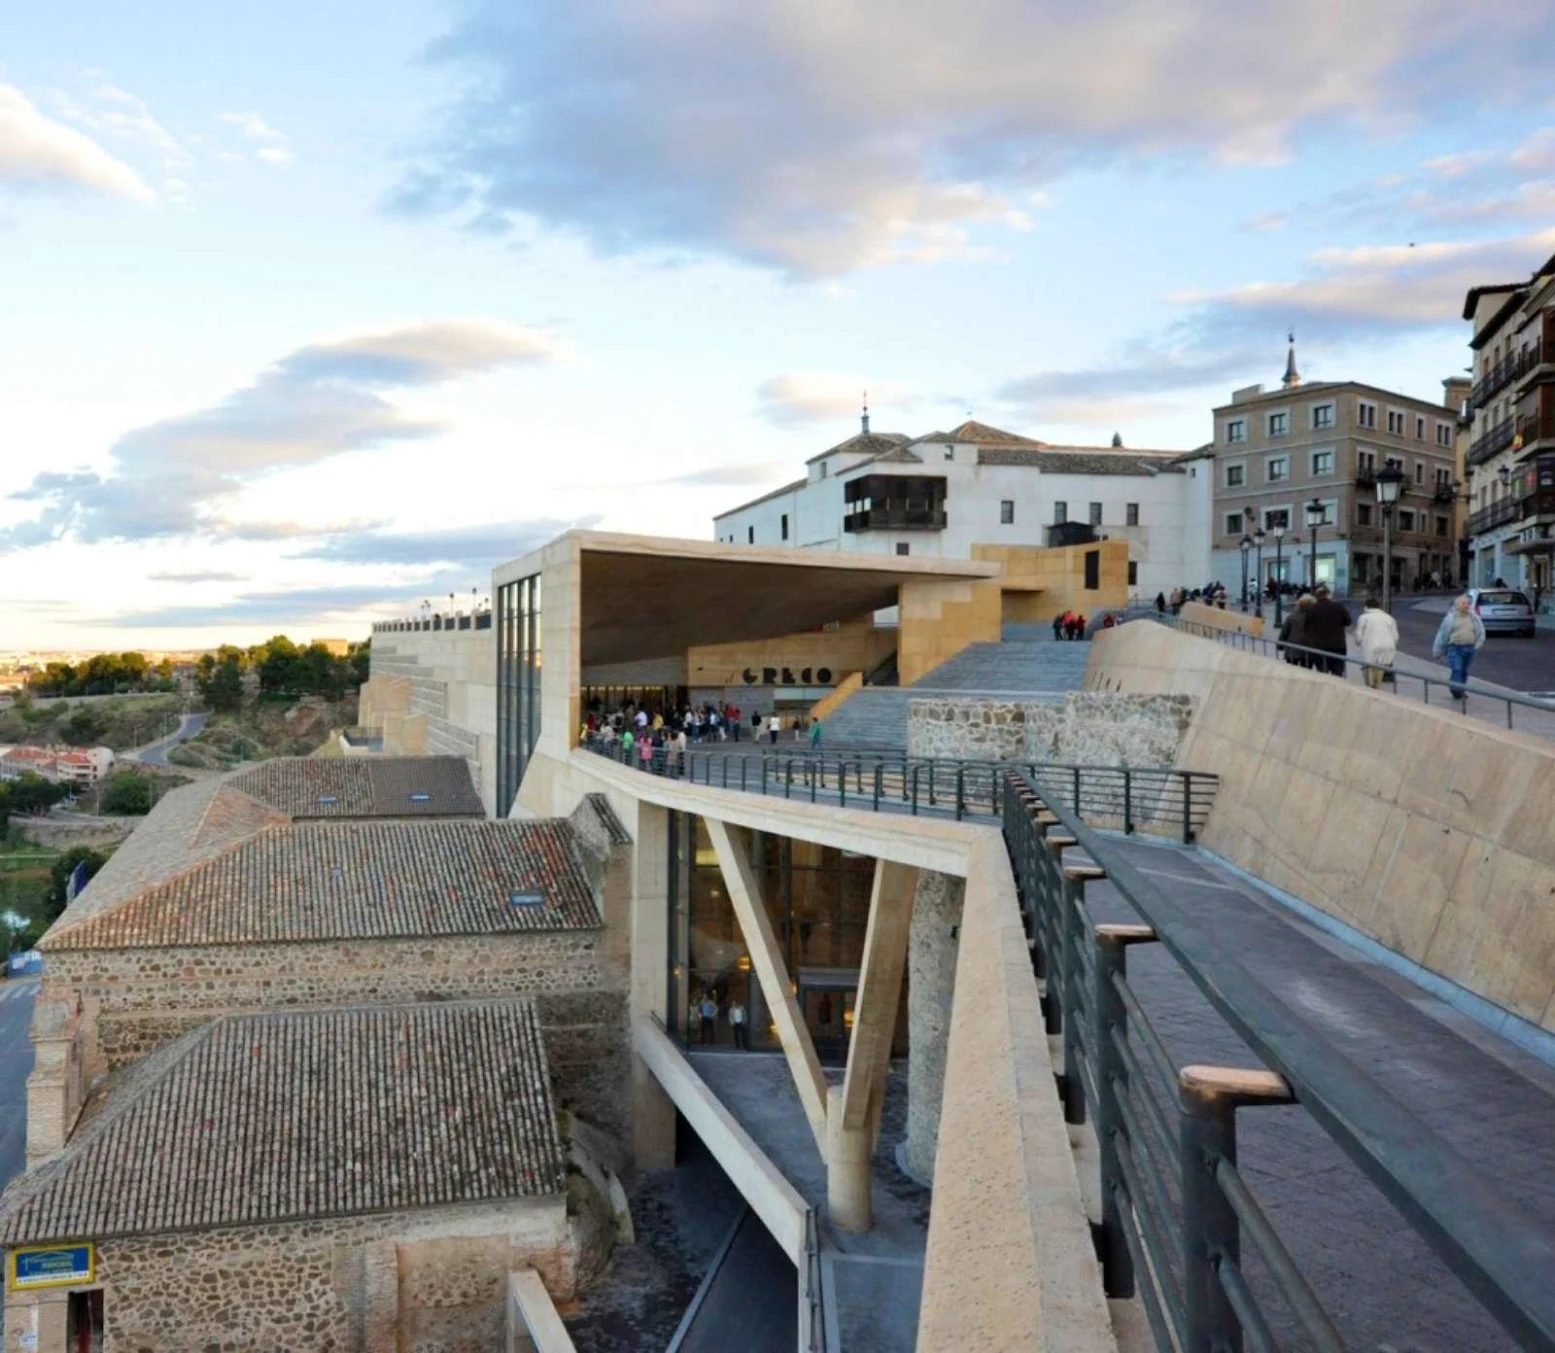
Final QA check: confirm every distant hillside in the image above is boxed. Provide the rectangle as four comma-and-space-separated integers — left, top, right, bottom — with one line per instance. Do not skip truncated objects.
167, 693, 359, 770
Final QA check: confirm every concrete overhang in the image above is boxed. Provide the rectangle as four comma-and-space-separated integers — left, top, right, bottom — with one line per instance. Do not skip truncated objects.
517, 531, 999, 667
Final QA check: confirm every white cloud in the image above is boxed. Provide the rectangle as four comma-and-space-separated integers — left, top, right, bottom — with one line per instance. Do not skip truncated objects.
0, 82, 153, 202
256, 146, 293, 166
755, 374, 912, 428
219, 111, 285, 142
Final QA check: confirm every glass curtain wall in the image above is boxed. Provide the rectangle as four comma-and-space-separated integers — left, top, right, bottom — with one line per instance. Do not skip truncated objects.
496, 573, 543, 817
667, 811, 900, 1063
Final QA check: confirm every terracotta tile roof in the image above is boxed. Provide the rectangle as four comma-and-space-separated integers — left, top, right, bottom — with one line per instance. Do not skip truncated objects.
805, 430, 913, 464
228, 756, 485, 819
0, 1000, 566, 1244
976, 448, 1187, 475
918, 419, 1050, 448
583, 793, 631, 846
43, 818, 601, 951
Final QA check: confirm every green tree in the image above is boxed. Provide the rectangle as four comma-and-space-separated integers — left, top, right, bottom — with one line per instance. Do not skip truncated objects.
63, 706, 108, 747
349, 639, 371, 687
100, 774, 155, 815
256, 635, 301, 695
198, 652, 244, 713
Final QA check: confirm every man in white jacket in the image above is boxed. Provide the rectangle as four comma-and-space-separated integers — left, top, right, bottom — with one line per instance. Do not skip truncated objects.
1354, 596, 1400, 689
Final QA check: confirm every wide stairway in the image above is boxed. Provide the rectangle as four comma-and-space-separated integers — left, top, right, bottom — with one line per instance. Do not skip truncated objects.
819, 640, 1091, 749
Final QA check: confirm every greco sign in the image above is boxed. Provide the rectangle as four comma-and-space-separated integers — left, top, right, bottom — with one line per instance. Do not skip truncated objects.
7, 1244, 95, 1291
741, 666, 835, 687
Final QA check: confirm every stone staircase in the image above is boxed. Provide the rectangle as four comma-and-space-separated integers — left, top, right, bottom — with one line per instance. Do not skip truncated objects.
817, 641, 1092, 750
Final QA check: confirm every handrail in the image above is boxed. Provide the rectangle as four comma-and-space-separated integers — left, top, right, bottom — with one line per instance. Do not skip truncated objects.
1141, 613, 1553, 732
1003, 772, 1555, 1351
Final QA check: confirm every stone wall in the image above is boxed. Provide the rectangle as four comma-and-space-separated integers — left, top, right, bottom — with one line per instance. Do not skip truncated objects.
901, 869, 963, 1184
907, 690, 1195, 766
4, 1198, 572, 1353
41, 931, 632, 1142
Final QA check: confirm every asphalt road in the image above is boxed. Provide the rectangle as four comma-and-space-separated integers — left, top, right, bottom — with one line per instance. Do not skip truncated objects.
134, 711, 208, 766
0, 978, 39, 1194
1389, 596, 1555, 694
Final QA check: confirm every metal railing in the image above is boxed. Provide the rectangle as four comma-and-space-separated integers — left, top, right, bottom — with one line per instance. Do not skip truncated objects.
1002, 773, 1555, 1352
581, 737, 1216, 841
1150, 614, 1553, 731
1468, 415, 1516, 467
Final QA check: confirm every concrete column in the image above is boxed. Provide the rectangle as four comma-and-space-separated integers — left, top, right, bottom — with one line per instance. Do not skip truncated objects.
630, 801, 676, 1169
901, 870, 964, 1185
826, 1085, 872, 1232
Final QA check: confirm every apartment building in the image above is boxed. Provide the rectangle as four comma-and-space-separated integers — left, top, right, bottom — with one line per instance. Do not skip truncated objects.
1209, 344, 1466, 597
1462, 251, 1555, 595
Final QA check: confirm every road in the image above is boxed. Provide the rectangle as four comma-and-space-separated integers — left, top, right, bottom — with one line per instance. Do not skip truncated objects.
0, 978, 39, 1194
132, 711, 208, 766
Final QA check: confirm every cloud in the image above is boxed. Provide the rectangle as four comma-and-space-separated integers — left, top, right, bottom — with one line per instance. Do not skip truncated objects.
999, 353, 1252, 411
57, 83, 191, 172
220, 110, 293, 166
293, 516, 601, 567
1, 320, 571, 551
145, 571, 249, 583
107, 580, 456, 630
393, 0, 1555, 276
755, 374, 910, 428
0, 82, 153, 201
651, 462, 790, 488
256, 146, 293, 166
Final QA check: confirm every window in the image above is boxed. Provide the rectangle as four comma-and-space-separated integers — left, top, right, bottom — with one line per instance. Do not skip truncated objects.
1000, 499, 1015, 524
1053, 500, 1068, 524
747, 525, 754, 544
1126, 502, 1139, 526
1263, 507, 1290, 531
1089, 502, 1103, 525
1226, 463, 1245, 488
1311, 449, 1334, 476
1436, 467, 1452, 490
943, 445, 955, 460
1415, 461, 1424, 484
1268, 411, 1289, 437
1084, 549, 1100, 589
1226, 418, 1247, 444
1399, 510, 1415, 532
1386, 410, 1405, 435
1436, 422, 1452, 447
1357, 503, 1373, 526
1128, 562, 1139, 585
819, 462, 828, 478
1414, 415, 1426, 440
1313, 501, 1336, 526
1357, 449, 1376, 474
1436, 515, 1449, 537
895, 542, 910, 556
781, 513, 789, 541
1357, 400, 1377, 429
1312, 403, 1335, 430
1266, 456, 1289, 483
1384, 456, 1404, 473
496, 572, 543, 818
1225, 512, 1245, 536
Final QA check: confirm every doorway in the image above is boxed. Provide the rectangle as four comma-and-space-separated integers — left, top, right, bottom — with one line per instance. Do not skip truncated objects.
67, 1290, 104, 1353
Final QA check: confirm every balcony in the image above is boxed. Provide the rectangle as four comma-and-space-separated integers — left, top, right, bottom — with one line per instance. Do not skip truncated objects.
1467, 416, 1516, 468
1467, 497, 1521, 537
1515, 411, 1555, 456
1432, 483, 1458, 505
1471, 348, 1531, 410
843, 506, 948, 532
1513, 339, 1548, 394
1354, 466, 1376, 488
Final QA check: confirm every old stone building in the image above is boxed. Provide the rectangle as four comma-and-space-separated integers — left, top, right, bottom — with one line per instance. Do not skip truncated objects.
4, 756, 632, 1352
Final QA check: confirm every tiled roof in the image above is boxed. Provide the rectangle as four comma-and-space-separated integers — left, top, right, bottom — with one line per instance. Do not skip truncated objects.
713, 476, 807, 518
0, 1000, 565, 1244
977, 448, 1187, 475
583, 793, 631, 846
43, 818, 601, 950
805, 430, 912, 464
227, 756, 485, 819
918, 419, 1050, 448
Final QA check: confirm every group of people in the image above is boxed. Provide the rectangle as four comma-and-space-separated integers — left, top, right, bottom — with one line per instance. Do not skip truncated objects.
585, 701, 823, 771
693, 990, 749, 1049
1277, 588, 1487, 699
1052, 610, 1090, 640
1157, 585, 1230, 615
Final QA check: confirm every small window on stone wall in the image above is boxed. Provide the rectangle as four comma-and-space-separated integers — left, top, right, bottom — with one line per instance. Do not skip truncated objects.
1084, 549, 1100, 589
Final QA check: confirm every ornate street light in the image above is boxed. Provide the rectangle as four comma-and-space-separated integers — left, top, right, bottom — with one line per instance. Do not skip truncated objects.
1375, 464, 1406, 614
1305, 497, 1326, 589
1272, 523, 1287, 624
1239, 535, 1253, 611
1253, 528, 1266, 620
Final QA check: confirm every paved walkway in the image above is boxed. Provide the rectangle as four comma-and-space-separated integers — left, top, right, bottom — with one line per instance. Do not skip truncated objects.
1079, 835, 1554, 1352
687, 1053, 929, 1353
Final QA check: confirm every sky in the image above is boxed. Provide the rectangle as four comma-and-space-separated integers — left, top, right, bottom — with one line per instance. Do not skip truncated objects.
3, 0, 1555, 651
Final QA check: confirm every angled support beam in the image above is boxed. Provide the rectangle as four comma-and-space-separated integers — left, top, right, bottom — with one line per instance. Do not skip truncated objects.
829, 859, 919, 1231
705, 817, 829, 1150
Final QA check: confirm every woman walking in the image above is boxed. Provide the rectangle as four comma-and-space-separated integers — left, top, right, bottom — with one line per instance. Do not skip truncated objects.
1354, 596, 1400, 689
1278, 593, 1314, 666
1432, 594, 1486, 700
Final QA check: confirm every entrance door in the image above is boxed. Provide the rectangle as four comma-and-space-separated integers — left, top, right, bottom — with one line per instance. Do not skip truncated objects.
67, 1290, 104, 1353
800, 984, 856, 1064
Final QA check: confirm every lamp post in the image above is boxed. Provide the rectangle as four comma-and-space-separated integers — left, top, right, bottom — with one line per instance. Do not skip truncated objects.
1273, 524, 1286, 624
1305, 498, 1325, 590
1239, 535, 1253, 611
1375, 465, 1405, 613
1253, 528, 1266, 619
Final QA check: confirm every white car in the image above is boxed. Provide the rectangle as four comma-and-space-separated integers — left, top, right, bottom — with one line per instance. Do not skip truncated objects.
1467, 587, 1537, 638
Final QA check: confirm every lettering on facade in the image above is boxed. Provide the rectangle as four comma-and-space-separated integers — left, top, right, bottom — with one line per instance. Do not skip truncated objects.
741, 667, 835, 686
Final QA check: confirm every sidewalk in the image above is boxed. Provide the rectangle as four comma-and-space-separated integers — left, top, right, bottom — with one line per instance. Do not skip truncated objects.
1341, 636, 1555, 740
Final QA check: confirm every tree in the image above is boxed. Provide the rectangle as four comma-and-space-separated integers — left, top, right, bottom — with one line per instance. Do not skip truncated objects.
100, 774, 155, 815
350, 639, 371, 687
198, 652, 244, 713
255, 635, 301, 695
63, 705, 108, 747
0, 774, 71, 825
45, 846, 108, 918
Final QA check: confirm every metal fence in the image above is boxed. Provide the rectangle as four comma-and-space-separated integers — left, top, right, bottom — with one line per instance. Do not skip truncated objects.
1002, 771, 1555, 1352
1152, 613, 1554, 732
582, 737, 1216, 842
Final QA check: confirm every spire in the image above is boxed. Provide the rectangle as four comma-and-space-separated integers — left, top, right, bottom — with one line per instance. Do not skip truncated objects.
861, 392, 870, 436
1111, 431, 1123, 448
1282, 330, 1301, 388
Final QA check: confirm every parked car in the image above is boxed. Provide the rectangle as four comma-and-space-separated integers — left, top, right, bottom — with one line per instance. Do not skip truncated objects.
1467, 587, 1537, 637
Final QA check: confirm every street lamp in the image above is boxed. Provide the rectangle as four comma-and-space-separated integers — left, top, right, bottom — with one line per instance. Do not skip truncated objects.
1239, 535, 1253, 611
1375, 464, 1406, 613
1253, 528, 1266, 620
1272, 523, 1287, 624
1305, 498, 1326, 589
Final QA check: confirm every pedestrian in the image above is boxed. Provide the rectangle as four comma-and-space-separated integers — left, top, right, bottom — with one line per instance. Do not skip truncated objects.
1069, 612, 1087, 640
639, 731, 655, 771
809, 717, 822, 748
729, 999, 748, 1050
1278, 594, 1314, 665
1303, 585, 1352, 677
672, 725, 688, 774
767, 713, 780, 744
1052, 611, 1066, 641
621, 725, 635, 759
1354, 596, 1400, 689
699, 993, 717, 1045
728, 704, 741, 742
1155, 592, 1166, 615
1432, 594, 1486, 700
752, 708, 762, 738
1101, 612, 1117, 629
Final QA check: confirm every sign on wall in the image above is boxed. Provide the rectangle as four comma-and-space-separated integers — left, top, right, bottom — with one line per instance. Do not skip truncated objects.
7, 1244, 95, 1291
740, 667, 835, 686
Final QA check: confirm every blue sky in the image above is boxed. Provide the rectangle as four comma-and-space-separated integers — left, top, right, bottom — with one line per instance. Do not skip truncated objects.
4, 0, 1555, 649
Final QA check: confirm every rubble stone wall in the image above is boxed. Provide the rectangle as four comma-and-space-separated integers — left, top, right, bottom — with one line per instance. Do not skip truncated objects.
907, 691, 1195, 767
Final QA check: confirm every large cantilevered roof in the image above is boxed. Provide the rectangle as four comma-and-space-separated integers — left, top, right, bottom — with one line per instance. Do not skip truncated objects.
565, 531, 999, 666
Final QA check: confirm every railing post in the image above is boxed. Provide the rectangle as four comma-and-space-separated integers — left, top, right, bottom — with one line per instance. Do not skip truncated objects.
1094, 923, 1158, 1298
1123, 769, 1134, 835
873, 762, 882, 812
1182, 773, 1194, 844
1072, 764, 1082, 814
954, 765, 965, 821
1060, 863, 1104, 1124
762, 756, 769, 797
1179, 1066, 1295, 1353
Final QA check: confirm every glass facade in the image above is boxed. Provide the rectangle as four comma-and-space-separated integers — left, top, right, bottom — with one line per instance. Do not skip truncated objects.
496, 572, 543, 817
667, 812, 904, 1064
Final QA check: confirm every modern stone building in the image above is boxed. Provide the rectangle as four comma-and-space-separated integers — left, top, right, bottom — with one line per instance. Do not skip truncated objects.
1208, 341, 1467, 596
1462, 249, 1555, 592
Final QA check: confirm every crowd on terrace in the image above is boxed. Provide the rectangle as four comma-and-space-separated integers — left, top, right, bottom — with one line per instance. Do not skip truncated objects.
584, 700, 817, 769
